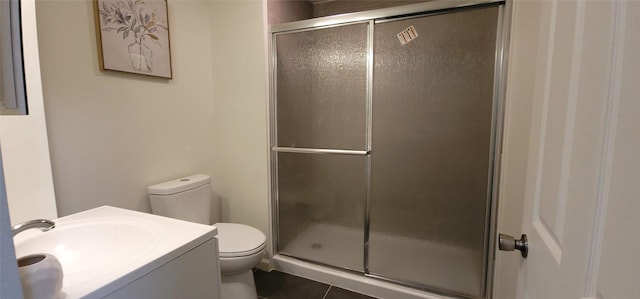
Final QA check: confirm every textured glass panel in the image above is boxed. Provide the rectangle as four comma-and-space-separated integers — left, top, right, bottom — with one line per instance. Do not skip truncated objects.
276, 23, 368, 150
368, 7, 499, 297
277, 152, 366, 271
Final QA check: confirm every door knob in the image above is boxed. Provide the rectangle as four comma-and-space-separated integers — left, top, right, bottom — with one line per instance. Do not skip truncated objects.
498, 233, 528, 258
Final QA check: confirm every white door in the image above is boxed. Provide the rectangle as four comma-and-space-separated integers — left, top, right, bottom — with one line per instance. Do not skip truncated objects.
495, 1, 640, 299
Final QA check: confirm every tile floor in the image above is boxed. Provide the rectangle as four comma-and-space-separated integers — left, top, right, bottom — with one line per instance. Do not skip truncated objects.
253, 269, 378, 299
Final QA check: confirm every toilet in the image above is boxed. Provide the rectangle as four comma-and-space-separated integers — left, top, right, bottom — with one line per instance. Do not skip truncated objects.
147, 174, 266, 299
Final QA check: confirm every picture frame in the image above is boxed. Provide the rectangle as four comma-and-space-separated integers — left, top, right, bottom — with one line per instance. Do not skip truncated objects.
94, 0, 172, 79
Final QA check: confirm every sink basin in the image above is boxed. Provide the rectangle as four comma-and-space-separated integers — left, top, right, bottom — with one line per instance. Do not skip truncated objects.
15, 217, 160, 285
13, 206, 217, 298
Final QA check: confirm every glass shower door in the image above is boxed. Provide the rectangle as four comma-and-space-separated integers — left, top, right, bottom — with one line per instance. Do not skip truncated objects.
274, 22, 369, 271
368, 7, 500, 297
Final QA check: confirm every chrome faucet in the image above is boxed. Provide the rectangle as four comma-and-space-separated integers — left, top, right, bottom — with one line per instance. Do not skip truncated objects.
12, 219, 55, 236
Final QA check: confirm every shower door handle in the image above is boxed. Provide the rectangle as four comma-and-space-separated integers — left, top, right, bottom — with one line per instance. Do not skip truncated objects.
498, 233, 528, 258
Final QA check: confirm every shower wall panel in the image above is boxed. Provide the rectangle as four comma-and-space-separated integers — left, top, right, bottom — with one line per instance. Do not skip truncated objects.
368, 7, 499, 297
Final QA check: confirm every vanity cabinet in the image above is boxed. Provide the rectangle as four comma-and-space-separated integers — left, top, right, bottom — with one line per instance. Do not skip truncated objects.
104, 238, 221, 299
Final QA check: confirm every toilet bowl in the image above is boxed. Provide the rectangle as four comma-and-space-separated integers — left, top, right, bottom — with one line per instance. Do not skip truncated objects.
215, 223, 266, 299
147, 174, 266, 299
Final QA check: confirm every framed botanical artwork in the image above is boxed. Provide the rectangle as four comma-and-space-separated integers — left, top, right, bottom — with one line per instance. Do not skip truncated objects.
94, 0, 172, 78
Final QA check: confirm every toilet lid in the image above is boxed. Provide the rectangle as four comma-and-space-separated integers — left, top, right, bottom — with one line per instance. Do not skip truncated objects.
214, 223, 266, 258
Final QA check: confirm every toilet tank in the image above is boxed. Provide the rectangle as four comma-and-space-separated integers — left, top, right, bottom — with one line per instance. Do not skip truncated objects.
148, 174, 215, 225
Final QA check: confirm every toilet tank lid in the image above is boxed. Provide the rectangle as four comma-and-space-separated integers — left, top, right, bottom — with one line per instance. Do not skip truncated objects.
147, 174, 211, 195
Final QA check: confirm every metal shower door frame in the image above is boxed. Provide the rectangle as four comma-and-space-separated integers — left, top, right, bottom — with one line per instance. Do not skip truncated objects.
267, 1, 510, 298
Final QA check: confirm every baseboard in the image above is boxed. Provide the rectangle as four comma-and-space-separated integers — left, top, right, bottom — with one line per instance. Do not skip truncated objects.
255, 257, 272, 272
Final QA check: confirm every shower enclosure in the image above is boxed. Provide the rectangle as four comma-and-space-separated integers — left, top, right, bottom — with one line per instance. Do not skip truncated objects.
269, 1, 508, 298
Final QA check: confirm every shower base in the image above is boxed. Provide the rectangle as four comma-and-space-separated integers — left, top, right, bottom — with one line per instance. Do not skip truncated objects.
277, 222, 481, 299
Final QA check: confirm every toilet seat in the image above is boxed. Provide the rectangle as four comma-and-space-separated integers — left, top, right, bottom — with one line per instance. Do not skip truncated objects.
214, 223, 266, 258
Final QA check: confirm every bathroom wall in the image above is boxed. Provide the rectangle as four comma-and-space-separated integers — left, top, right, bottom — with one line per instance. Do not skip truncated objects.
312, 0, 427, 18
0, 151, 23, 299
267, 0, 429, 26
268, 0, 313, 25
36, 0, 216, 214
34, 0, 270, 249
208, 0, 271, 254
0, 0, 57, 225
208, 0, 270, 235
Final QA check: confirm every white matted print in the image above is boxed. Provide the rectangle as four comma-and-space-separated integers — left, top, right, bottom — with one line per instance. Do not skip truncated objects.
95, 0, 172, 78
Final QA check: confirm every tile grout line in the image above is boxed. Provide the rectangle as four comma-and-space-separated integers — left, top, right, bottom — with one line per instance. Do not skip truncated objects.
321, 285, 332, 299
